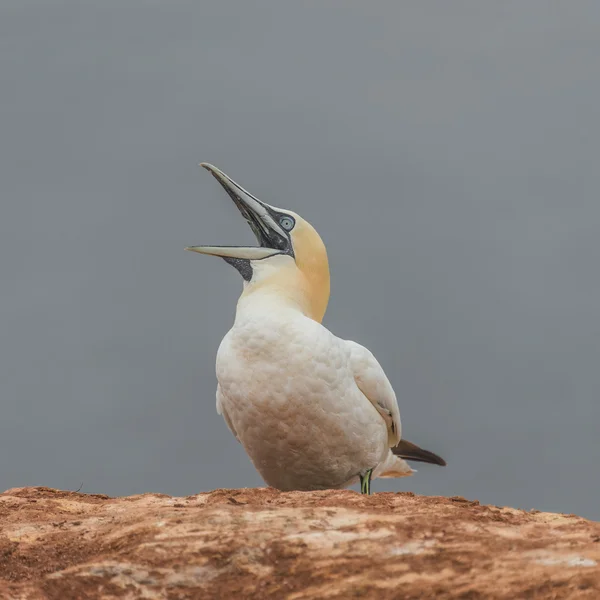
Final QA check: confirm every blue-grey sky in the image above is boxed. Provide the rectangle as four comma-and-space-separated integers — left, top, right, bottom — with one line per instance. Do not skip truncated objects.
1, 1, 599, 520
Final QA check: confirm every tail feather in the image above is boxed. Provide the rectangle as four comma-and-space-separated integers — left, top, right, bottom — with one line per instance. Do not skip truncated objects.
376, 451, 415, 478
392, 439, 447, 466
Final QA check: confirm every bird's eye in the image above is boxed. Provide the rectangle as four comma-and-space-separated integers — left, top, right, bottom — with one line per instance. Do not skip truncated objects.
279, 216, 295, 231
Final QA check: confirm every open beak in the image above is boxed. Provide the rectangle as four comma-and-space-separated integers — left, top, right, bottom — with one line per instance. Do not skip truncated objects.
186, 163, 290, 260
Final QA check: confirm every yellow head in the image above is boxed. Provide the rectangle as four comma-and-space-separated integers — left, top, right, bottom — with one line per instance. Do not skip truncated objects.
187, 164, 330, 322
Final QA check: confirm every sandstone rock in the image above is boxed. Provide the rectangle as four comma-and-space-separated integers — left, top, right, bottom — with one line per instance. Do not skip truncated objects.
0, 486, 598, 599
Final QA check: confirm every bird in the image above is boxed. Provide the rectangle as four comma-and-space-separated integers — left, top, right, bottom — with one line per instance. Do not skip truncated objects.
186, 163, 446, 494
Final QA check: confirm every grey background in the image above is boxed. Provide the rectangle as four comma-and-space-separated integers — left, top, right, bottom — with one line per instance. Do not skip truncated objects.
1, 1, 599, 520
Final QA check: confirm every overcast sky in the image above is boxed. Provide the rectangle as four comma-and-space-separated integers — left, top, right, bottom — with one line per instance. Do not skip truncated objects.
1, 1, 599, 520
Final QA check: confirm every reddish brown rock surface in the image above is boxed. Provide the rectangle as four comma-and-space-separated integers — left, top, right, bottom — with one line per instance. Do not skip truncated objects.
0, 486, 598, 599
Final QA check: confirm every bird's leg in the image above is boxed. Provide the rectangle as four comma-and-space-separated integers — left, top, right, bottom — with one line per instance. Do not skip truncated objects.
359, 468, 373, 495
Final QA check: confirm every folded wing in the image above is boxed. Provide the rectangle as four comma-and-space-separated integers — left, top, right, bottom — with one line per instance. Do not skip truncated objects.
346, 339, 402, 447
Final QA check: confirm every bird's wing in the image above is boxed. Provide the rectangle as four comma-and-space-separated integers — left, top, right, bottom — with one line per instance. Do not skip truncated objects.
216, 384, 240, 442
345, 340, 402, 446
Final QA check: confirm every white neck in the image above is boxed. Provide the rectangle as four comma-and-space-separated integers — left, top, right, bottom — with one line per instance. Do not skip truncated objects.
235, 254, 326, 323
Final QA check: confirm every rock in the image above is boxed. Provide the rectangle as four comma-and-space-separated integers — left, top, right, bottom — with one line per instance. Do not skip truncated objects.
0, 486, 598, 599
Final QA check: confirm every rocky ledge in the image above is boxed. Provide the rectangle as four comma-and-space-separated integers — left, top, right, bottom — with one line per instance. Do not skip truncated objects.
0, 486, 598, 599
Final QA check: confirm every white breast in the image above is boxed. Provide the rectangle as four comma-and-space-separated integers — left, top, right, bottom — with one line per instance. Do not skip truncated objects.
215, 305, 389, 490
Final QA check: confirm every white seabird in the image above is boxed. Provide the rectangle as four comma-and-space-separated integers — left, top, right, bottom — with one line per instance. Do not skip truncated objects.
187, 163, 446, 494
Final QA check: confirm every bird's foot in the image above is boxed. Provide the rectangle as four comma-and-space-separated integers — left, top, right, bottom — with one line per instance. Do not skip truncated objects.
359, 468, 373, 495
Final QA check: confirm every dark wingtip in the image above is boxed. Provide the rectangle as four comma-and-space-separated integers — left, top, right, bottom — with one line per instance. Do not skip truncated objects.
392, 439, 447, 466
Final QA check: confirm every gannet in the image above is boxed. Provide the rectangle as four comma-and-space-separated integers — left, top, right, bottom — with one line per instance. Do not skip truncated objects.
187, 164, 446, 494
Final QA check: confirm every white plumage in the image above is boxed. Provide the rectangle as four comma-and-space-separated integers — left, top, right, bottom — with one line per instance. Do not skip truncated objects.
187, 164, 445, 493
